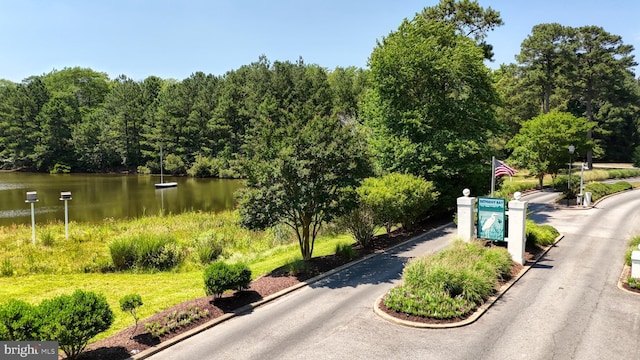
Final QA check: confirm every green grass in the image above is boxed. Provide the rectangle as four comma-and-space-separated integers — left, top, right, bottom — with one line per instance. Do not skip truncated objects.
0, 211, 357, 340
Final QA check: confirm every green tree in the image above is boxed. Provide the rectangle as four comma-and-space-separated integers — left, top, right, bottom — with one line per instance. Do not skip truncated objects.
358, 173, 439, 233
364, 17, 500, 204
238, 115, 372, 261
507, 111, 596, 188
566, 26, 637, 167
119, 294, 143, 339
420, 0, 503, 60
516, 23, 571, 114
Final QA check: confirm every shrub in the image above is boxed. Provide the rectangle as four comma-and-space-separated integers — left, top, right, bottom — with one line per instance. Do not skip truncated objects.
0, 299, 39, 341
109, 237, 137, 271
203, 262, 252, 298
136, 235, 183, 271
120, 294, 143, 339
194, 230, 225, 264
163, 153, 185, 175
336, 204, 378, 248
38, 290, 114, 359
137, 165, 151, 175
358, 173, 439, 232
1, 258, 14, 277
50, 163, 71, 174
584, 181, 632, 202
526, 220, 559, 247
187, 155, 220, 178
335, 243, 356, 260
109, 234, 183, 271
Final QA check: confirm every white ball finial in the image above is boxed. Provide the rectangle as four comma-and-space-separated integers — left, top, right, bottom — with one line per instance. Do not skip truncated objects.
462, 188, 471, 197
514, 191, 522, 200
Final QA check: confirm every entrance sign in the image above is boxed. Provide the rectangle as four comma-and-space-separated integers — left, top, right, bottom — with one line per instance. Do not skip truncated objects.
477, 197, 506, 241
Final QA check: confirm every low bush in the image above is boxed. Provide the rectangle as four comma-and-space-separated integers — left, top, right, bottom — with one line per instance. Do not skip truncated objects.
38, 290, 114, 359
203, 262, 252, 298
335, 243, 356, 260
384, 240, 512, 319
194, 230, 225, 264
0, 299, 39, 341
526, 220, 560, 247
584, 181, 632, 202
336, 204, 377, 248
109, 234, 183, 271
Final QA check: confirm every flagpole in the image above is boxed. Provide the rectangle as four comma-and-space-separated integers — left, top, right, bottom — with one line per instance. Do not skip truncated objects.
491, 156, 495, 198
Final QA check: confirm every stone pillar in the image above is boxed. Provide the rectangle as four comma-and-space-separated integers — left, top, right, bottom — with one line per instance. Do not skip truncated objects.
457, 189, 476, 242
507, 193, 528, 265
631, 246, 640, 278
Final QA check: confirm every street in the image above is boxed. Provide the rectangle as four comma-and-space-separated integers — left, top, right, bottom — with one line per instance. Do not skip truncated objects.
145, 190, 640, 360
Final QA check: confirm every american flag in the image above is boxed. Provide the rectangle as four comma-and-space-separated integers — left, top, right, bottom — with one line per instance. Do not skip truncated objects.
494, 158, 517, 178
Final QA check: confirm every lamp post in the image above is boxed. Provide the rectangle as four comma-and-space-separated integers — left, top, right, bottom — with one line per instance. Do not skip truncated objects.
579, 162, 586, 206
568, 145, 575, 193
25, 191, 38, 246
60, 191, 72, 239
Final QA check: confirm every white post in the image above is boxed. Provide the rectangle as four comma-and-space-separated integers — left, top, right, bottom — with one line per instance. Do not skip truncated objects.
507, 192, 528, 265
632, 245, 640, 278
30, 202, 36, 246
457, 189, 475, 242
64, 200, 69, 239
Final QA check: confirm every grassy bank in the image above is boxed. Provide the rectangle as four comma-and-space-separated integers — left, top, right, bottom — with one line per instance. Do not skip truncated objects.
0, 211, 354, 340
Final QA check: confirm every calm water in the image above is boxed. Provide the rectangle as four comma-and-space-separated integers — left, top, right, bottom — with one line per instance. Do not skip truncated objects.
0, 173, 244, 227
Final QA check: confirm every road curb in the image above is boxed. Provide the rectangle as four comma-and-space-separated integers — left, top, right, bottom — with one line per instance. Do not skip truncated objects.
132, 222, 455, 359
373, 234, 564, 328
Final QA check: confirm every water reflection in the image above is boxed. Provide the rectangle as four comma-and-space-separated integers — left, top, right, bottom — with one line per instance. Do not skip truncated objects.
0, 173, 243, 227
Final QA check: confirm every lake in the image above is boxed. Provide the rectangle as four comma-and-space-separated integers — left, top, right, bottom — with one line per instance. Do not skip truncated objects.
0, 173, 244, 227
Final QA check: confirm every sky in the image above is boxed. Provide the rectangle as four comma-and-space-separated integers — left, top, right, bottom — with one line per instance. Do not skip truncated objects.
1, 0, 639, 83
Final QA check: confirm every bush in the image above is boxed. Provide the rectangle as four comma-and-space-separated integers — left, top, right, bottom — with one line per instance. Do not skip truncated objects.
584, 181, 632, 202
136, 235, 183, 271
335, 243, 356, 260
633, 146, 640, 168
187, 155, 220, 178
0, 299, 39, 341
163, 153, 185, 175
358, 173, 439, 232
526, 220, 559, 247
109, 235, 183, 271
38, 290, 114, 359
109, 237, 137, 270
552, 175, 581, 198
194, 230, 225, 264
335, 204, 378, 248
203, 262, 252, 298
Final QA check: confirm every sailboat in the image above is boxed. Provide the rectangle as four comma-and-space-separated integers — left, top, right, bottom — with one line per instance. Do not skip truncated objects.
155, 146, 178, 189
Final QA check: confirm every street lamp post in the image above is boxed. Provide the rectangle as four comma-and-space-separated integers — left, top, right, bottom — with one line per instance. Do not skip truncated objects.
579, 162, 586, 206
568, 145, 575, 205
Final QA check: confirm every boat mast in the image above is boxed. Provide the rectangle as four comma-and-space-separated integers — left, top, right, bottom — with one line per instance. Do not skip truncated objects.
159, 145, 164, 184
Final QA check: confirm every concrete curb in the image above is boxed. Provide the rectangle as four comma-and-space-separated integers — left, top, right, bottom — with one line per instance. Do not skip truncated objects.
372, 234, 565, 328
617, 264, 640, 295
132, 222, 455, 359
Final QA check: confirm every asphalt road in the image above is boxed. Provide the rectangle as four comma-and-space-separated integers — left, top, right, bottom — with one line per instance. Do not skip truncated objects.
146, 190, 640, 360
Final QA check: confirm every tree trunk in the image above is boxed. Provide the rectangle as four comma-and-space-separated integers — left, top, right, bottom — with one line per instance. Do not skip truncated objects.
301, 215, 312, 261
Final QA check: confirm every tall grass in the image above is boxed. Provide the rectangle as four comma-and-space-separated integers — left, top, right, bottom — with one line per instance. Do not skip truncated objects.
0, 211, 356, 340
384, 240, 512, 319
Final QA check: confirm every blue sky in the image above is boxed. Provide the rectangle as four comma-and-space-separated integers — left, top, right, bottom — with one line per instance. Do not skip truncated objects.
1, 0, 639, 82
